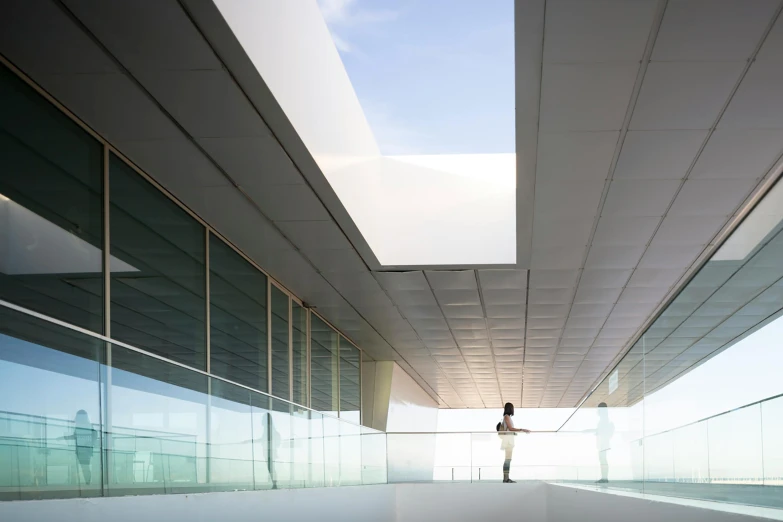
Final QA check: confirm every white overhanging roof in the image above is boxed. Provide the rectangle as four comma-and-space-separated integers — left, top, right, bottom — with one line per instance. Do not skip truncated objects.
214, 0, 517, 267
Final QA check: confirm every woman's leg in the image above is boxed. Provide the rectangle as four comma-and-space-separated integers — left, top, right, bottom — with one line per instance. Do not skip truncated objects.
503, 447, 514, 482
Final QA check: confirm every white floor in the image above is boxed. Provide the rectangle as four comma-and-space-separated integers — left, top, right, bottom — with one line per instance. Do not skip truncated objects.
0, 482, 779, 522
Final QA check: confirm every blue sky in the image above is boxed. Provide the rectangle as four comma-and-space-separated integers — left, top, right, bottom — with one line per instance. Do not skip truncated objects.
318, 0, 515, 155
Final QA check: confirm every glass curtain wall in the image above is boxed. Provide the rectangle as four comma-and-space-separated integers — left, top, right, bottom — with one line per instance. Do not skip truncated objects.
0, 61, 365, 416
558, 176, 783, 512
0, 64, 104, 333
208, 233, 268, 392
109, 155, 206, 370
310, 315, 339, 416
291, 302, 308, 407
270, 285, 290, 401
1, 59, 370, 499
0, 308, 385, 500
339, 337, 361, 424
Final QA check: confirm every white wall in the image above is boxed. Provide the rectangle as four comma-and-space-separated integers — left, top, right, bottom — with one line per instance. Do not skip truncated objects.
386, 362, 438, 433
362, 362, 438, 433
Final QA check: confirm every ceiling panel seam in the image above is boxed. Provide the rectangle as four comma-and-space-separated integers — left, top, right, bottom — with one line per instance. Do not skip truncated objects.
474, 270, 505, 407
560, 0, 783, 409
423, 271, 487, 408
371, 271, 464, 408
522, 269, 531, 406
520, 0, 546, 407
535, 0, 670, 407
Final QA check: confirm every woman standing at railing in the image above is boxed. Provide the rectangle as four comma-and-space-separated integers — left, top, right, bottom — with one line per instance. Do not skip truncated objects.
498, 403, 530, 483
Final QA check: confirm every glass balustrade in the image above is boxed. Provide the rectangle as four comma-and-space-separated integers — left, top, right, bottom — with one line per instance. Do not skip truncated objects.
2, 301, 783, 513
0, 305, 385, 500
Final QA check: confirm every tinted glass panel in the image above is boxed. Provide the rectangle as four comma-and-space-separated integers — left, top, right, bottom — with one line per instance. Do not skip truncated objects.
292, 302, 308, 407
0, 64, 103, 332
209, 233, 268, 392
271, 285, 290, 401
109, 155, 206, 369
108, 342, 208, 496
310, 315, 338, 414
0, 306, 104, 500
339, 337, 360, 424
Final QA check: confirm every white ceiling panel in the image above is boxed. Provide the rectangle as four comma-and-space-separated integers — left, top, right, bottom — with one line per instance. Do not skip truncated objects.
602, 179, 681, 216
540, 63, 639, 131
482, 289, 526, 305
528, 304, 571, 318
486, 305, 526, 319
755, 14, 783, 65
0, 0, 121, 75
544, 0, 656, 63
654, 215, 724, 245
115, 136, 227, 189
529, 288, 574, 304
532, 219, 594, 248
305, 248, 368, 274
668, 179, 757, 216
566, 316, 609, 329
478, 269, 527, 290
639, 242, 705, 269
534, 179, 606, 218
140, 69, 269, 138
531, 246, 587, 269
536, 131, 619, 181
614, 130, 708, 179
426, 270, 477, 290
36, 72, 181, 142
573, 286, 623, 304
529, 269, 580, 289
527, 317, 568, 330
584, 245, 646, 269
630, 62, 745, 130
720, 61, 783, 129
627, 268, 684, 288
617, 285, 672, 304
252, 184, 331, 222
276, 220, 353, 250
592, 216, 661, 246
652, 0, 778, 61
580, 269, 634, 288
690, 129, 783, 179
197, 136, 304, 187
570, 303, 615, 318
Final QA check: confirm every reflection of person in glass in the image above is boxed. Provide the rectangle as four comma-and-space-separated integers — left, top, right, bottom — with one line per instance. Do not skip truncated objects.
498, 403, 531, 484
65, 410, 97, 485
595, 402, 614, 484
265, 412, 280, 489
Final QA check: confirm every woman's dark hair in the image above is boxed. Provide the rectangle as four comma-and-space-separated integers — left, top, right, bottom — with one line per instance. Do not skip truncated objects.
598, 402, 607, 408
503, 402, 514, 416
